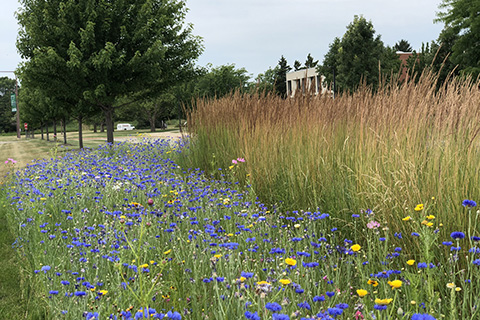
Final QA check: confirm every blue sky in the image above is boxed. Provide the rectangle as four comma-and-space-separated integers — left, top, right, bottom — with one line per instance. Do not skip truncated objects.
1, 0, 445, 80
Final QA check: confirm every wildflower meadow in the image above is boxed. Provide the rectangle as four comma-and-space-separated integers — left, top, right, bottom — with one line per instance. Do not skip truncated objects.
3, 73, 480, 319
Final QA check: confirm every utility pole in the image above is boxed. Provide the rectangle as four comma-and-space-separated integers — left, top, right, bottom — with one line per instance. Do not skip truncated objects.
0, 71, 20, 138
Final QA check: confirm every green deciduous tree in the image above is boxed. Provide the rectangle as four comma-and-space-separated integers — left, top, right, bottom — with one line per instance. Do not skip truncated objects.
195, 64, 251, 99
17, 0, 203, 145
0, 77, 17, 133
255, 66, 279, 94
436, 0, 480, 77
318, 15, 400, 93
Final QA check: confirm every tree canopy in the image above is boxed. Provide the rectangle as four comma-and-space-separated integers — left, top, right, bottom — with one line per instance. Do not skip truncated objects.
195, 64, 251, 99
436, 0, 480, 77
17, 0, 203, 144
394, 39, 413, 52
0, 77, 17, 133
318, 15, 400, 93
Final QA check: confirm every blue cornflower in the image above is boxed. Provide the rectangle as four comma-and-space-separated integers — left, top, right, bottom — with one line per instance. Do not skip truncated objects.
411, 232, 420, 237
244, 311, 260, 320
451, 232, 465, 239
86, 312, 99, 320
473, 259, 480, 265
166, 311, 181, 320
49, 290, 59, 295
41, 265, 51, 273
74, 291, 86, 297
272, 314, 289, 320
335, 303, 349, 309
411, 313, 436, 320
297, 301, 311, 310
328, 307, 343, 317
374, 305, 388, 310
326, 291, 335, 298
417, 262, 428, 269
472, 236, 480, 241
265, 302, 282, 312
462, 200, 477, 207
313, 295, 325, 302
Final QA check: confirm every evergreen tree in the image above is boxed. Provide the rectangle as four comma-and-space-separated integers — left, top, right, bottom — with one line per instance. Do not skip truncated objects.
394, 39, 413, 52
274, 56, 292, 98
318, 15, 400, 92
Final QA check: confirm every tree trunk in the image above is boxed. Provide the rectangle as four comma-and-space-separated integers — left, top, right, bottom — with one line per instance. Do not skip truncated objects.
150, 115, 156, 132
62, 118, 67, 144
46, 124, 49, 141
41, 124, 44, 140
100, 121, 105, 132
104, 107, 114, 144
53, 120, 57, 141
93, 123, 97, 133
78, 115, 84, 149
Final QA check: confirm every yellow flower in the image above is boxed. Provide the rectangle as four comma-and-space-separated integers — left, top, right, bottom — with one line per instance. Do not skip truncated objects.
351, 244, 361, 252
446, 282, 456, 289
455, 287, 462, 292
426, 222, 434, 227
99, 290, 108, 295
411, 300, 416, 305
426, 215, 435, 220
228, 165, 235, 170
421, 220, 429, 225
256, 281, 270, 285
368, 279, 379, 287
279, 279, 291, 285
388, 280, 402, 289
285, 258, 297, 266
227, 233, 234, 237
375, 298, 393, 305
406, 260, 415, 266
356, 289, 368, 297
414, 204, 424, 211
40, 197, 47, 201
402, 216, 412, 221
238, 277, 246, 282
139, 264, 149, 268
164, 249, 171, 255
214, 254, 222, 258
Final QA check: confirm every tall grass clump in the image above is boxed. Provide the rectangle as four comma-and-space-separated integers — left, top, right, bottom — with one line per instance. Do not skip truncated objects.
181, 71, 480, 239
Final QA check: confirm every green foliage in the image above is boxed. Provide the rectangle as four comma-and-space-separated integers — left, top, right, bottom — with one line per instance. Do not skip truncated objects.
195, 64, 251, 99
304, 53, 319, 69
274, 56, 292, 98
318, 15, 401, 92
255, 66, 279, 94
394, 39, 413, 52
0, 77, 17, 133
437, 0, 480, 77
17, 0, 203, 144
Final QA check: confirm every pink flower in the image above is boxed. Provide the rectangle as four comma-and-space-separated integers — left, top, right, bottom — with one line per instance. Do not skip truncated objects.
237, 158, 245, 162
366, 220, 381, 229
355, 311, 364, 320
232, 159, 238, 164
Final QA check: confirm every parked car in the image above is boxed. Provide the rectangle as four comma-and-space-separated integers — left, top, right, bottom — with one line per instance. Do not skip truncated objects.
116, 123, 135, 131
